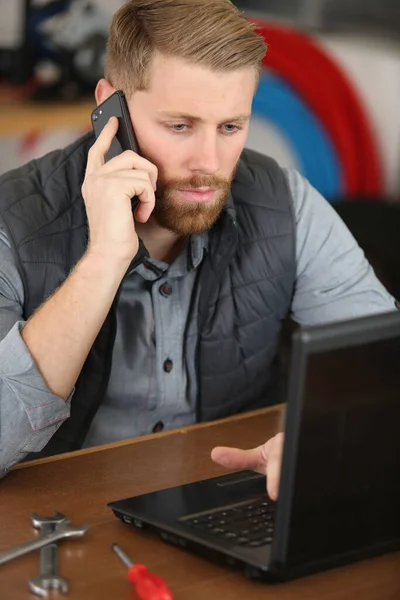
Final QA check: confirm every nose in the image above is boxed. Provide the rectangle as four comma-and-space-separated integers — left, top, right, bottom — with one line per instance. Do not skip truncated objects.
187, 131, 220, 174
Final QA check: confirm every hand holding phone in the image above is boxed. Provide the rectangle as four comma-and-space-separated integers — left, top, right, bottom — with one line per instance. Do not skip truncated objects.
91, 90, 152, 214
82, 94, 157, 264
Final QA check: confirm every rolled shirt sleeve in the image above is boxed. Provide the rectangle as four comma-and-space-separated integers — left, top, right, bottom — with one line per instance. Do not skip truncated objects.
0, 227, 71, 475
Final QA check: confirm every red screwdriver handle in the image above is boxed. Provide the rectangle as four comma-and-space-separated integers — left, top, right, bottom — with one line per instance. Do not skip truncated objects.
128, 564, 173, 600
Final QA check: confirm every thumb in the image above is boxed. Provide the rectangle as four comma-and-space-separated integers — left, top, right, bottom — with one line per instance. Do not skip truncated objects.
211, 445, 265, 473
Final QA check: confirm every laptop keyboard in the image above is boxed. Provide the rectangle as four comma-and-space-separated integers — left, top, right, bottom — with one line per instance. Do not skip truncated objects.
181, 495, 275, 547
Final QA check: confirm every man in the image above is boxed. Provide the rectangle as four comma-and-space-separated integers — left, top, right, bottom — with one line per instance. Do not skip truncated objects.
0, 0, 395, 496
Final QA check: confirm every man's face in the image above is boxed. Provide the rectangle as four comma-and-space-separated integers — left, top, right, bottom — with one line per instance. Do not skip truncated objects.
127, 52, 255, 235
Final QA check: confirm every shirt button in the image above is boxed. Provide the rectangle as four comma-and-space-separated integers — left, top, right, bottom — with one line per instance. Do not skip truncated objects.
163, 358, 173, 373
152, 421, 164, 433
159, 282, 172, 297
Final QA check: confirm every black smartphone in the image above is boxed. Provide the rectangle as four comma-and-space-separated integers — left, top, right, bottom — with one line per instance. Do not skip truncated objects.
91, 90, 150, 266
91, 90, 142, 215
91, 90, 140, 162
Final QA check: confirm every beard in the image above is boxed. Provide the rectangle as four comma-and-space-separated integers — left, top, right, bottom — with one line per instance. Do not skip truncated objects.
152, 170, 236, 236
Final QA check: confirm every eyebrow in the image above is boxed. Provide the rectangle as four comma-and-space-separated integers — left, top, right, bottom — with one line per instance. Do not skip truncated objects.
156, 111, 251, 123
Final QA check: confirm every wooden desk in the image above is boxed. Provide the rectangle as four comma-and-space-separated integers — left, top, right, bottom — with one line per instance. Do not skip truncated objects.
0, 406, 399, 599
0, 99, 94, 135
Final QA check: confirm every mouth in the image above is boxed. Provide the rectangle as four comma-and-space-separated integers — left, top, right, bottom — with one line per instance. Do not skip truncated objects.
177, 188, 217, 203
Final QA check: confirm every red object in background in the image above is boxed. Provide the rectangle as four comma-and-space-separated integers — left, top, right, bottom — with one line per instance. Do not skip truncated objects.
252, 20, 384, 198
0, 78, 38, 104
19, 130, 41, 154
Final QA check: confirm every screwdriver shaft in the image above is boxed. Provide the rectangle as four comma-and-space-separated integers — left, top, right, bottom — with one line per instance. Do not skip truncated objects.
112, 543, 133, 569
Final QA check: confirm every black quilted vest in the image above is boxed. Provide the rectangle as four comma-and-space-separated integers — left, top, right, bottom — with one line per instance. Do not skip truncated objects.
0, 132, 296, 458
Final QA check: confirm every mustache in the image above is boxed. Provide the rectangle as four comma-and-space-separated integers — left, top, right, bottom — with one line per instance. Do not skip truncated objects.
159, 173, 232, 191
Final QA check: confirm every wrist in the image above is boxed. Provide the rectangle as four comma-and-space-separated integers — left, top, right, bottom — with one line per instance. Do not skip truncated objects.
80, 248, 132, 280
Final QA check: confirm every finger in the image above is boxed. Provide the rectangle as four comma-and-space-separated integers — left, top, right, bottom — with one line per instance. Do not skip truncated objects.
266, 434, 284, 501
101, 170, 155, 222
134, 191, 154, 223
211, 446, 265, 472
126, 181, 155, 223
101, 150, 158, 191
104, 169, 154, 185
86, 116, 119, 176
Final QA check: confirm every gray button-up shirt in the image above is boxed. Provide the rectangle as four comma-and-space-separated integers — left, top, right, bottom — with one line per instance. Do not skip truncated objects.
82, 232, 206, 448
0, 169, 396, 473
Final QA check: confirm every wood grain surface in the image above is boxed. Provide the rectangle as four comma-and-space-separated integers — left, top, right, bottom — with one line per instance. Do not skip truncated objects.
0, 406, 399, 599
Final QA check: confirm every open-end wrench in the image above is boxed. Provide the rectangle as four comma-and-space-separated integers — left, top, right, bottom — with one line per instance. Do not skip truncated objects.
29, 512, 69, 598
0, 521, 88, 566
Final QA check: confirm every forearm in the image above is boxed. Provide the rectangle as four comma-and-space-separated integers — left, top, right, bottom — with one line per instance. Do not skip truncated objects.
21, 251, 129, 399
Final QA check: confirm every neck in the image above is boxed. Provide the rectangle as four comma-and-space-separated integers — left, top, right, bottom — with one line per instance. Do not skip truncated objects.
135, 217, 187, 263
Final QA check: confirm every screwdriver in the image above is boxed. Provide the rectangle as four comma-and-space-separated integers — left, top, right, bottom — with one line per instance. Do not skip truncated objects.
112, 543, 174, 600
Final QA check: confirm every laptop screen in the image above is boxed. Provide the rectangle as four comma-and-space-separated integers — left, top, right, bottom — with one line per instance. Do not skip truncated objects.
279, 314, 400, 569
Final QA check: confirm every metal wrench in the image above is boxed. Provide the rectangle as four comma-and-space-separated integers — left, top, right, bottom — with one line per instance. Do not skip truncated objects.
0, 520, 88, 566
29, 512, 69, 598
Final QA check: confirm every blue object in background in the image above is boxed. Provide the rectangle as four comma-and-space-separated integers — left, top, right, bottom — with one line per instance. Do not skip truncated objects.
28, 0, 71, 62
252, 72, 343, 201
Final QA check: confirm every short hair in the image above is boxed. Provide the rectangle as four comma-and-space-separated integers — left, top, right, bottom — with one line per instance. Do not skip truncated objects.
104, 0, 267, 97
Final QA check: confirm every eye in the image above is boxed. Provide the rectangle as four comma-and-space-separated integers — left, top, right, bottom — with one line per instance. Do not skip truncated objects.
169, 124, 188, 132
221, 124, 242, 134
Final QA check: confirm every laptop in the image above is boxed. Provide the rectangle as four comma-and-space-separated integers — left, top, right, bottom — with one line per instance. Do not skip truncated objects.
108, 311, 400, 582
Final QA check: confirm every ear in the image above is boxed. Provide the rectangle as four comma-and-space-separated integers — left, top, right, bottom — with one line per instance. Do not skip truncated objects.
95, 79, 116, 105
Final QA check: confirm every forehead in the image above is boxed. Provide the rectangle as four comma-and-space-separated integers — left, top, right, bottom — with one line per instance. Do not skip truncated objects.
133, 52, 255, 120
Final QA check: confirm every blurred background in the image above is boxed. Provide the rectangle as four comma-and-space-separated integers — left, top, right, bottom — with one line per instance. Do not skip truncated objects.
1, 0, 400, 295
